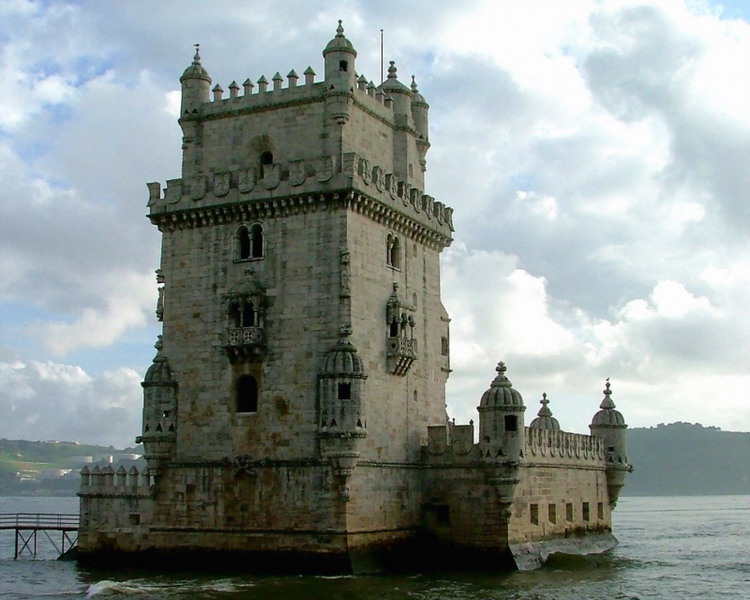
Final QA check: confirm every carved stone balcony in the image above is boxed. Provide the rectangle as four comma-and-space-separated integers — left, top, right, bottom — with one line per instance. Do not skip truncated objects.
224, 326, 266, 363
387, 336, 417, 376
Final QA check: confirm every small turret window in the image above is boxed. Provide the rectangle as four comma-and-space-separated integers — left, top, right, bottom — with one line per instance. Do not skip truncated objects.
504, 415, 518, 432
337, 383, 351, 400
339, 60, 348, 72
386, 234, 401, 269
236, 375, 258, 413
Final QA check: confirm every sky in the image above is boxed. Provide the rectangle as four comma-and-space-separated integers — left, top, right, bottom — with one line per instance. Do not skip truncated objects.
0, 0, 748, 447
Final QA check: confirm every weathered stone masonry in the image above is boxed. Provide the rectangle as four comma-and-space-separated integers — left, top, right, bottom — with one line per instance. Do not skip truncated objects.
78, 22, 630, 572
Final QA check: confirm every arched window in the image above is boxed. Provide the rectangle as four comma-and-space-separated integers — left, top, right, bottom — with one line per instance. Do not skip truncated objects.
238, 226, 251, 260
260, 151, 273, 166
242, 302, 255, 327
236, 375, 258, 413
229, 302, 241, 327
389, 236, 401, 269
250, 223, 264, 258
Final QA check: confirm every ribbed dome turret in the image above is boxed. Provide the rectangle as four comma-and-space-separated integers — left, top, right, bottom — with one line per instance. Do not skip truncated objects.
591, 380, 626, 427
143, 336, 175, 386
529, 393, 560, 430
480, 362, 524, 408
180, 45, 211, 83
323, 20, 357, 57
322, 331, 365, 376
380, 61, 411, 94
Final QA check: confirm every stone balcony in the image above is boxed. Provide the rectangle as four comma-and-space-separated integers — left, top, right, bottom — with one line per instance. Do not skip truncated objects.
224, 326, 266, 363
387, 336, 417, 376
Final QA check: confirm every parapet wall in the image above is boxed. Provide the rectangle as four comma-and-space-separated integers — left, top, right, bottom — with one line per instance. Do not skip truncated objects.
523, 428, 605, 465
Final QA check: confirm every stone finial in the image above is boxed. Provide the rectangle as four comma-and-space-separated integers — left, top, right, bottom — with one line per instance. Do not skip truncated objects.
288, 70, 299, 87
367, 81, 376, 97
538, 393, 552, 416
387, 61, 398, 79
257, 75, 268, 93
229, 80, 240, 99
192, 43, 201, 65
212, 84, 223, 101
336, 19, 345, 37
304, 66, 315, 85
411, 75, 418, 93
600, 378, 616, 410
338, 323, 353, 338
357, 74, 367, 91
272, 72, 283, 91
154, 335, 163, 353
242, 78, 254, 96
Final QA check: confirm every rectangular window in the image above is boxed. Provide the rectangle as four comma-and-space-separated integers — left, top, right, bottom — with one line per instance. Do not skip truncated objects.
582, 502, 590, 522
548, 503, 557, 524
566, 502, 573, 522
441, 336, 449, 356
504, 415, 518, 432
337, 383, 351, 400
530, 503, 539, 525
598, 502, 604, 520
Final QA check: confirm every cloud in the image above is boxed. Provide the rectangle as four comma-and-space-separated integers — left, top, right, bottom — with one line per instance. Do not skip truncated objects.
0, 353, 143, 447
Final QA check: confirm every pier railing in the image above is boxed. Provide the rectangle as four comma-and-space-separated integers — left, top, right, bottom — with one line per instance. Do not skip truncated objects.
0, 513, 79, 559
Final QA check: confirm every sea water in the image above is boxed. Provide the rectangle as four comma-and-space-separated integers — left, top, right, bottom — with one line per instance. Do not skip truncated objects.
0, 495, 747, 599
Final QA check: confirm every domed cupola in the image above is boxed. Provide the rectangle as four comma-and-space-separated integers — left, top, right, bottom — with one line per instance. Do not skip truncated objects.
529, 393, 560, 431
590, 379, 626, 427
480, 362, 525, 409
143, 336, 176, 386
179, 44, 211, 115
318, 326, 367, 434
323, 20, 357, 93
380, 61, 414, 123
478, 362, 526, 461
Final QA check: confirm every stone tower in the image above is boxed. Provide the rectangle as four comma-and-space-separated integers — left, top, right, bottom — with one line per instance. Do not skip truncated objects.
117, 21, 454, 570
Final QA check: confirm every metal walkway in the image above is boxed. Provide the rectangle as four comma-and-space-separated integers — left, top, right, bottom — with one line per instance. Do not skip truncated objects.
0, 512, 79, 559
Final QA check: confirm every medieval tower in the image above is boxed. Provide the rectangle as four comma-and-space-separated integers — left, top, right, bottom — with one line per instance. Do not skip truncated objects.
78, 23, 629, 572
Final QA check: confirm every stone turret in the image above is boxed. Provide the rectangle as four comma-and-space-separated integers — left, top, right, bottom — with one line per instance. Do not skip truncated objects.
478, 362, 526, 461
410, 76, 430, 172
136, 336, 177, 482
323, 20, 357, 92
529, 393, 560, 431
589, 379, 630, 506
179, 44, 211, 115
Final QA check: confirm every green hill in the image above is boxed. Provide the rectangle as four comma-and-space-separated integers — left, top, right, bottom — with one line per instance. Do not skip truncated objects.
624, 422, 750, 496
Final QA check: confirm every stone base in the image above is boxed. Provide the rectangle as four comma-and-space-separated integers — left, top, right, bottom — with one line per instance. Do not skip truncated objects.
509, 531, 618, 571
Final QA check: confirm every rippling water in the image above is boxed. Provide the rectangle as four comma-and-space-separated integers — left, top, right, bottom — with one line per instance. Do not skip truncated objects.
0, 495, 747, 599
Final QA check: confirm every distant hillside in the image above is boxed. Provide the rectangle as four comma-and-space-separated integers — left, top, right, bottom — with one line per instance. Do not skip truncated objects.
624, 422, 750, 496
0, 439, 142, 496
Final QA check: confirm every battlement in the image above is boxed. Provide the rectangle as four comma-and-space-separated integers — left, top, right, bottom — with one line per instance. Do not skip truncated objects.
191, 67, 405, 126
79, 464, 152, 498
524, 427, 605, 463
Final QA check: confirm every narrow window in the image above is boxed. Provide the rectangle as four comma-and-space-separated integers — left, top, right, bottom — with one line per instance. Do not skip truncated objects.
386, 234, 393, 266
250, 223, 264, 258
530, 503, 539, 525
504, 415, 518, 432
566, 502, 573, 522
597, 502, 604, 520
238, 226, 251, 260
582, 502, 590, 522
441, 336, 449, 356
339, 60, 348, 72
390, 237, 401, 269
229, 303, 241, 327
337, 383, 351, 400
236, 375, 258, 413
389, 317, 399, 337
260, 151, 273, 166
548, 503, 557, 524
242, 303, 255, 327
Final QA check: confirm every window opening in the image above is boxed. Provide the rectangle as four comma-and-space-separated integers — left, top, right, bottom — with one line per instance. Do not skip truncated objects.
582, 502, 590, 522
250, 223, 264, 258
504, 415, 518, 432
260, 151, 273, 166
597, 502, 604, 520
337, 383, 352, 400
566, 502, 574, 522
530, 503, 539, 525
339, 60, 348, 72
441, 336, 449, 356
389, 317, 399, 337
238, 226, 251, 260
242, 303, 255, 327
548, 503, 557, 524
236, 375, 258, 413
229, 303, 241, 327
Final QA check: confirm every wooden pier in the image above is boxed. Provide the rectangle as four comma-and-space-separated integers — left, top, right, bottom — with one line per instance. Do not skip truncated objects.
0, 513, 79, 559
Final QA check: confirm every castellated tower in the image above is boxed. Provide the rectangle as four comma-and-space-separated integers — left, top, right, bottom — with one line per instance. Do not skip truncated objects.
77, 23, 628, 573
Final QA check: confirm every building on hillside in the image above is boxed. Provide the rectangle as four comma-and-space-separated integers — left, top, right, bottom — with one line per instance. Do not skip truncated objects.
78, 22, 631, 572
